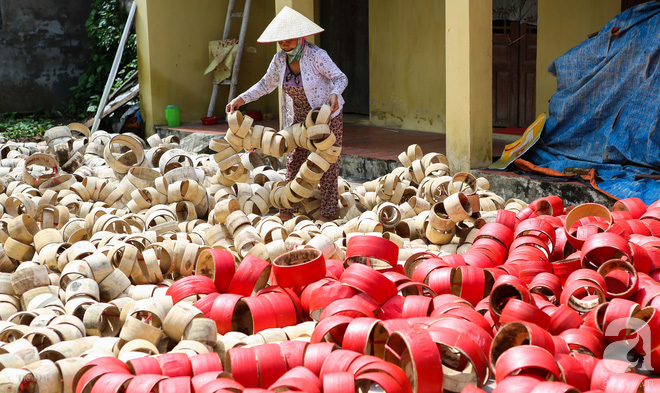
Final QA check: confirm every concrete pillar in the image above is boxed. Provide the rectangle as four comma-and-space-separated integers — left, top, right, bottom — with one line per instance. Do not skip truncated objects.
135, 0, 154, 135
445, 0, 492, 172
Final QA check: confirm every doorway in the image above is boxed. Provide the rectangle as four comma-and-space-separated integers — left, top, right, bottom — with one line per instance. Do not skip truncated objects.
492, 19, 537, 128
319, 0, 369, 115
622, 0, 653, 11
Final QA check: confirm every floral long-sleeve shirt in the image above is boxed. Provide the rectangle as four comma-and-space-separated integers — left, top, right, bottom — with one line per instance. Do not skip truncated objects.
239, 43, 348, 129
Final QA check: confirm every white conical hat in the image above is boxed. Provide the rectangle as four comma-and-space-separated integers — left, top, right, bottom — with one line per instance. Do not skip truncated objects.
257, 6, 324, 43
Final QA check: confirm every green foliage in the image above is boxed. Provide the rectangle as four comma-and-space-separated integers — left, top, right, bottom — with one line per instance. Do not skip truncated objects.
67, 0, 137, 117
0, 111, 60, 140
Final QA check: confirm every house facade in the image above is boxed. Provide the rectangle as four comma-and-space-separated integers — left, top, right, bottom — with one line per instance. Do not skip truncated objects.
136, 0, 626, 170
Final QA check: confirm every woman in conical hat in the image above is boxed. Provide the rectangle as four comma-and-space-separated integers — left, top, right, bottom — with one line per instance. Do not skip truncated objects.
227, 6, 348, 223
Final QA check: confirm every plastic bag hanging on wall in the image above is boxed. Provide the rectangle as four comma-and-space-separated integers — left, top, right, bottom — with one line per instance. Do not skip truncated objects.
205, 39, 257, 84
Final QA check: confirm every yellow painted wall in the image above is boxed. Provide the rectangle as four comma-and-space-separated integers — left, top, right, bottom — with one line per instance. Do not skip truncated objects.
536, 0, 620, 115
136, 0, 278, 135
369, 0, 446, 133
135, 0, 625, 137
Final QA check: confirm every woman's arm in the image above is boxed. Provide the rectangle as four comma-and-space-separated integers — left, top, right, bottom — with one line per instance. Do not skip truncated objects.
228, 53, 283, 112
226, 96, 245, 113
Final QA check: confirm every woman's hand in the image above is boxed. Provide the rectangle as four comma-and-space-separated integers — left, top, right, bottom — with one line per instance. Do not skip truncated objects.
226, 97, 245, 113
329, 94, 339, 113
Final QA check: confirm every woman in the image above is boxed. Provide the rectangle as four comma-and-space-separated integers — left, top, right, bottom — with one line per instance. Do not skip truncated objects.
226, 6, 348, 223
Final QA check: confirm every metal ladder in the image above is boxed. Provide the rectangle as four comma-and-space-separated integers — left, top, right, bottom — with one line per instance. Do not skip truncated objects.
207, 0, 252, 117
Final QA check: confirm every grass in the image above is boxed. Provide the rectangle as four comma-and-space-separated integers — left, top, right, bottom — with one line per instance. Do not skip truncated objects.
0, 111, 79, 141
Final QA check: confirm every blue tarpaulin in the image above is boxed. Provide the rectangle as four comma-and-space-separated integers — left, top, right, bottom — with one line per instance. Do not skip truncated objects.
521, 2, 660, 204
